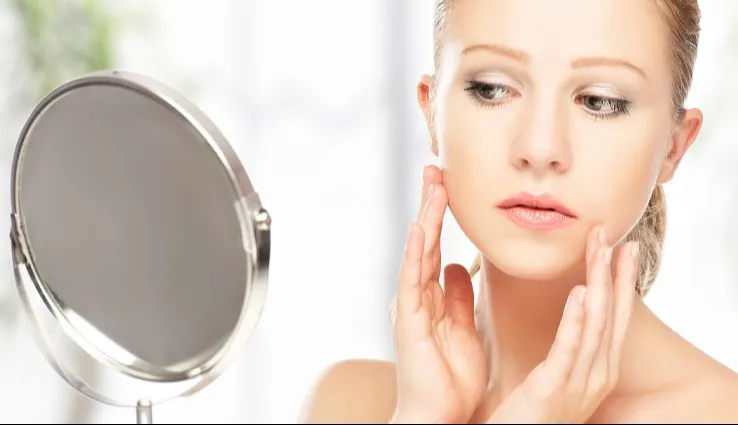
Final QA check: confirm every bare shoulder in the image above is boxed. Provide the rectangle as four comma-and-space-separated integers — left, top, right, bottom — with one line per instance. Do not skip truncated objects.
298, 358, 398, 424
672, 373, 738, 423
626, 368, 738, 423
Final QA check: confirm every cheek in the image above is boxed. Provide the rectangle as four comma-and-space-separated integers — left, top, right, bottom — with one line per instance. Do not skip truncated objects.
576, 125, 665, 243
436, 92, 510, 178
435, 94, 507, 205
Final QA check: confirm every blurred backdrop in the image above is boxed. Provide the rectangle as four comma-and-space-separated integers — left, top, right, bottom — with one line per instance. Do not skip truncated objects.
0, 0, 737, 423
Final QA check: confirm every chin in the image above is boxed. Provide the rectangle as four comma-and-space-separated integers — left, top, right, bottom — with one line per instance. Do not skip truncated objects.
479, 237, 585, 282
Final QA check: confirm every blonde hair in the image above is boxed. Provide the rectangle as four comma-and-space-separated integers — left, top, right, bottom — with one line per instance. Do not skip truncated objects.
434, 0, 701, 296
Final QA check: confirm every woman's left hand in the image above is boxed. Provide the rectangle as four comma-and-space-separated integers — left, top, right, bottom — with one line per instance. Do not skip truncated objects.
486, 226, 639, 424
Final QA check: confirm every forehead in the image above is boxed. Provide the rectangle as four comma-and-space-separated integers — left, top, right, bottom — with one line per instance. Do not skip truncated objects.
445, 0, 671, 71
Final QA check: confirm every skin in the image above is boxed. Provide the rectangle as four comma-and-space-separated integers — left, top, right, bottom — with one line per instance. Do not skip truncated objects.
299, 0, 738, 423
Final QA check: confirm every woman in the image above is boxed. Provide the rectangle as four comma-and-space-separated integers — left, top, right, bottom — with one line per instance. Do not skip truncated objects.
300, 0, 738, 423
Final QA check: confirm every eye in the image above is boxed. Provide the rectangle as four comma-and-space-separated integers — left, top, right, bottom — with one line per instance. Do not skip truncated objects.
464, 80, 517, 107
575, 94, 631, 119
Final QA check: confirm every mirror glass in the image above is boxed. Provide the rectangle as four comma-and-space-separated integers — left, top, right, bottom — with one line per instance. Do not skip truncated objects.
9, 71, 270, 423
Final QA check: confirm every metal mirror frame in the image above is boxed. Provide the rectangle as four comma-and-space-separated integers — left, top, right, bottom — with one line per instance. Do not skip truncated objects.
8, 70, 271, 423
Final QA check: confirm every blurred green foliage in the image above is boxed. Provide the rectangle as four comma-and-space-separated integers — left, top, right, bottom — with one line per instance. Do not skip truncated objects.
8, 0, 122, 103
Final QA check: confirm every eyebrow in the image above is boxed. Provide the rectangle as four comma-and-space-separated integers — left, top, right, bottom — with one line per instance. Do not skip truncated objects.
462, 43, 648, 79
462, 43, 529, 64
571, 57, 647, 79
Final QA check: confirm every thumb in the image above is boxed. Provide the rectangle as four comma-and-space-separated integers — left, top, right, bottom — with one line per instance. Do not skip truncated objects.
443, 264, 476, 329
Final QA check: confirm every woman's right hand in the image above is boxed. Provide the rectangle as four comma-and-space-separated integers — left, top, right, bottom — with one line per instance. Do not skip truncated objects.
389, 165, 488, 424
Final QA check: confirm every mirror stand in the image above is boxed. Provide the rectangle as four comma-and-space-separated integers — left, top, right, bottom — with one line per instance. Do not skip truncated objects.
136, 399, 153, 424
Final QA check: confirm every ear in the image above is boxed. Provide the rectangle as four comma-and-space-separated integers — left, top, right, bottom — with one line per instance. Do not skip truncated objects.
657, 108, 703, 184
416, 74, 439, 157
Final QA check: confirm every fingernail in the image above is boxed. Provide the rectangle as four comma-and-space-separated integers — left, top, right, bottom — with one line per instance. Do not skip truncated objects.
427, 184, 435, 200
423, 165, 430, 181
605, 246, 613, 265
631, 242, 640, 260
598, 226, 608, 245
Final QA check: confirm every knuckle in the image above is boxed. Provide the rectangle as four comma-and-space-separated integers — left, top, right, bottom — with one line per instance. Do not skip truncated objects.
588, 370, 609, 394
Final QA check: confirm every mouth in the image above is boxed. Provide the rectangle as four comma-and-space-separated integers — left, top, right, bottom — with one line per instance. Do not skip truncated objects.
496, 192, 577, 230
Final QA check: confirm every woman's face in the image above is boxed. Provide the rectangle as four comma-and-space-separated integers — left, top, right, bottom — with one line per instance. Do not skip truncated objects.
418, 0, 703, 281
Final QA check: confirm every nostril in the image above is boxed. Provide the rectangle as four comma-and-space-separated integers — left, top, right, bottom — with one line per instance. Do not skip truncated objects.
550, 160, 564, 171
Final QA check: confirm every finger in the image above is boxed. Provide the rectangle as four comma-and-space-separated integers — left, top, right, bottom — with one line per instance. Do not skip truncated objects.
585, 225, 600, 264
443, 264, 476, 330
418, 165, 443, 253
608, 241, 638, 379
416, 166, 430, 221
419, 184, 448, 286
415, 165, 443, 221
396, 223, 425, 317
540, 285, 586, 386
589, 242, 617, 393
425, 164, 444, 187
569, 226, 612, 389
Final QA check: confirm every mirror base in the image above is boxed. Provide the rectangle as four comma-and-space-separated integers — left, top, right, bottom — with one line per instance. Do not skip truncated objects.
136, 400, 153, 424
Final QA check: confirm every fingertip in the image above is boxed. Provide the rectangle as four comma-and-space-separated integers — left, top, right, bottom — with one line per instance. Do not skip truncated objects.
426, 164, 443, 183
575, 285, 587, 305
443, 263, 472, 285
558, 287, 585, 332
565, 285, 586, 317
443, 263, 475, 328
614, 241, 634, 270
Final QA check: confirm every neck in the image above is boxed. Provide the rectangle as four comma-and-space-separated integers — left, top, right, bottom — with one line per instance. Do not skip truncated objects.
474, 250, 693, 400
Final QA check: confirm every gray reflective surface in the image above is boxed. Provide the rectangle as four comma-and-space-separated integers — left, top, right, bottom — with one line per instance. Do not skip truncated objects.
16, 83, 247, 370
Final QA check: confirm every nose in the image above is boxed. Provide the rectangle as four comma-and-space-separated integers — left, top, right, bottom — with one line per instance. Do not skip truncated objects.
509, 105, 572, 174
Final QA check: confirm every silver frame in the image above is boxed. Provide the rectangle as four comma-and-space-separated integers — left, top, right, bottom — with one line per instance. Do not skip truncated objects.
8, 70, 271, 408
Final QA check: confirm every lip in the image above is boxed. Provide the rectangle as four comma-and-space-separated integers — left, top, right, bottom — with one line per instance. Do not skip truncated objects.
496, 192, 577, 230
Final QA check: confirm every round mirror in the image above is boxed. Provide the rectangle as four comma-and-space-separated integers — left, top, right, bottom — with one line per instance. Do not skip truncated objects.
9, 70, 271, 423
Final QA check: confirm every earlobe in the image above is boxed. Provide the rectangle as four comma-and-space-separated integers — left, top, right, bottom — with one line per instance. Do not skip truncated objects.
657, 108, 703, 184
417, 75, 439, 156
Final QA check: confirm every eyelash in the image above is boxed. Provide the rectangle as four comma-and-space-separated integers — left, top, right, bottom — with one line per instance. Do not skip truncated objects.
463, 80, 631, 120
